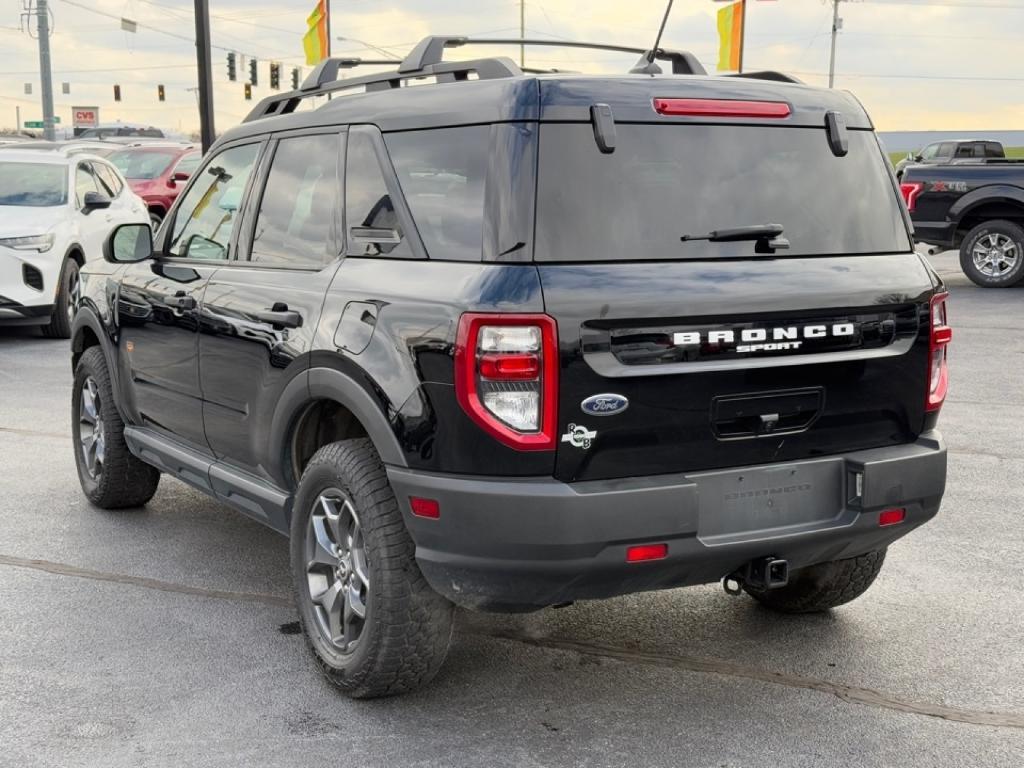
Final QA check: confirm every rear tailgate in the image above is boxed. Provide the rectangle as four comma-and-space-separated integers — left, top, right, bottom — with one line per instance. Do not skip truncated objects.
540, 256, 933, 482
532, 97, 932, 483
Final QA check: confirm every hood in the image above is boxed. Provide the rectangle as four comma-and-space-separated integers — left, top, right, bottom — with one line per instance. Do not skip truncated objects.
0, 205, 63, 237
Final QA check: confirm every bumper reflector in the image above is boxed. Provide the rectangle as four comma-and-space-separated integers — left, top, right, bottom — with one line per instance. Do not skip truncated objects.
410, 497, 441, 519
626, 543, 668, 563
878, 508, 906, 527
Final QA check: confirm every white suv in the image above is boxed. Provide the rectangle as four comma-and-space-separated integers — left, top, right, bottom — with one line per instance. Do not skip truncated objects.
0, 149, 148, 338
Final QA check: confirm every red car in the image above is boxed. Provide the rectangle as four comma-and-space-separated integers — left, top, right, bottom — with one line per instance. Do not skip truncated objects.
108, 143, 201, 227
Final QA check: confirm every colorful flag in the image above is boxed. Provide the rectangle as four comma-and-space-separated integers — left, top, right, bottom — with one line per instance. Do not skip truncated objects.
717, 1, 744, 72
303, 0, 329, 66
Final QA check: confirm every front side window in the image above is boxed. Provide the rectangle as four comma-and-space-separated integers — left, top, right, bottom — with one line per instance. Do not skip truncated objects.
93, 162, 120, 197
919, 144, 939, 160
936, 142, 955, 158
345, 130, 411, 258
168, 143, 259, 261
75, 163, 98, 207
174, 152, 202, 177
250, 133, 339, 267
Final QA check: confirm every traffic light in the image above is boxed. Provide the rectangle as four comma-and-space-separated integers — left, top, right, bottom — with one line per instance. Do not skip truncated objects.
244, 82, 252, 101
227, 52, 237, 81
157, 84, 165, 102
248, 58, 258, 86
113, 84, 121, 102
269, 62, 280, 90
291, 67, 300, 90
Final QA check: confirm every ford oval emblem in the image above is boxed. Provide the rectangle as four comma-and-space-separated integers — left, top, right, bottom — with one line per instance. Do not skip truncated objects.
580, 393, 629, 417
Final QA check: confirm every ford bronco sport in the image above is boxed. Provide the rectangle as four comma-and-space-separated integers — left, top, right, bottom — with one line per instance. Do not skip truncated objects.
70, 36, 950, 698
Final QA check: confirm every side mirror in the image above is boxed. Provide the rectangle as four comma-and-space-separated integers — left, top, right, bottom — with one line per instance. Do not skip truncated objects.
104, 223, 153, 263
171, 171, 190, 183
82, 190, 112, 214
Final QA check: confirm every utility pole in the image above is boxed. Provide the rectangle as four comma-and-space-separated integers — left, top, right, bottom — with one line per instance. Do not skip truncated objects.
519, 0, 525, 68
828, 0, 841, 88
35, 0, 56, 141
16, 106, 21, 134
193, 0, 215, 152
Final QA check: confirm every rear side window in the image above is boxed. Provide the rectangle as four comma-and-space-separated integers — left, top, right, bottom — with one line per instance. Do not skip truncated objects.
345, 131, 411, 258
250, 133, 339, 267
985, 142, 1003, 158
385, 126, 488, 262
956, 144, 974, 158
534, 124, 910, 262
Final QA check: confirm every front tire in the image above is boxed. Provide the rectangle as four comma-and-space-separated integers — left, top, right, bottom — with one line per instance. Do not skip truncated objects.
959, 219, 1024, 287
41, 258, 79, 339
744, 549, 886, 613
291, 438, 454, 698
72, 347, 161, 508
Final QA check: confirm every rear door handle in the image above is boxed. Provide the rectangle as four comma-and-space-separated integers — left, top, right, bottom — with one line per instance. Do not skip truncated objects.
168, 291, 196, 310
257, 305, 302, 329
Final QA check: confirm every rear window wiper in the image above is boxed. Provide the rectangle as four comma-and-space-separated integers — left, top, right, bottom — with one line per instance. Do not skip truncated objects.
680, 223, 790, 254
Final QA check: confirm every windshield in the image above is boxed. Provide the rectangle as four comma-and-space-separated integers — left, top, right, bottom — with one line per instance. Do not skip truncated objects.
534, 124, 910, 261
0, 162, 67, 206
110, 149, 178, 180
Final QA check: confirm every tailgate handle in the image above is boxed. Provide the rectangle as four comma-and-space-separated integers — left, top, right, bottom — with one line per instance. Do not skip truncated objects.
711, 388, 824, 440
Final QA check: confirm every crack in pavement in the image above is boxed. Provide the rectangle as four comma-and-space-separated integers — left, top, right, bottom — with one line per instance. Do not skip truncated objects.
2, 553, 1022, 731
0, 554, 292, 608
0, 426, 70, 440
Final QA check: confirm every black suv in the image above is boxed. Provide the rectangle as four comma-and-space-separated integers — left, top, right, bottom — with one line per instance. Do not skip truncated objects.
70, 36, 950, 698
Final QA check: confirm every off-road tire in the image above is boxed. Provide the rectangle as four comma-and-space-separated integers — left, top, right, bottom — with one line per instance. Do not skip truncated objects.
959, 219, 1024, 288
745, 549, 887, 613
72, 346, 160, 508
291, 438, 454, 698
41, 258, 78, 339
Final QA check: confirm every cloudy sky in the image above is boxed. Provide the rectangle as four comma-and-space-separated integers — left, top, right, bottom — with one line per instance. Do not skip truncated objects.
1, 0, 1021, 135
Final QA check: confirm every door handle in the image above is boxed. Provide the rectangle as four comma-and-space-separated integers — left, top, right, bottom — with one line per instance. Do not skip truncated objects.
168, 291, 196, 310
256, 304, 302, 329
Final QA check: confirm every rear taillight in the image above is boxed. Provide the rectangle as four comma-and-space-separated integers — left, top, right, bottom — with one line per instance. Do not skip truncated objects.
454, 313, 558, 450
900, 182, 924, 212
926, 292, 951, 413
652, 98, 791, 119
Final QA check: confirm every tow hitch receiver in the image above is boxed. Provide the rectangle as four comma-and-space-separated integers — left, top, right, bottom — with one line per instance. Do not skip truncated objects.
723, 557, 789, 595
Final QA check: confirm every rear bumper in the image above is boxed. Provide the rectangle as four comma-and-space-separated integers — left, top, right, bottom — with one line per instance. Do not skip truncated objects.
0, 302, 53, 326
912, 220, 956, 249
387, 434, 946, 611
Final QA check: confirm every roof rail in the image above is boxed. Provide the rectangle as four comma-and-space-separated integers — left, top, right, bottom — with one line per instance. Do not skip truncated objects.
400, 36, 705, 76
244, 34, 707, 123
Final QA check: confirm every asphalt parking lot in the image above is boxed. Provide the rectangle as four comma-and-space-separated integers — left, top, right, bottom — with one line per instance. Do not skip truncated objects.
1, 250, 1022, 767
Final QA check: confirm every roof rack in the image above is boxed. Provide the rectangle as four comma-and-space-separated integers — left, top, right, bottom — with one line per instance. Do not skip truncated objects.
245, 34, 707, 122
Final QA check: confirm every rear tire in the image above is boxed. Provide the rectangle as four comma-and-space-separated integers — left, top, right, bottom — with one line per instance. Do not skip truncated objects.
72, 346, 161, 508
744, 549, 886, 613
290, 438, 454, 698
959, 219, 1024, 288
41, 258, 79, 339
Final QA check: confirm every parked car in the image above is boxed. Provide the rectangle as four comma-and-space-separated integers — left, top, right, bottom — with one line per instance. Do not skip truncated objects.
0, 150, 148, 337
71, 35, 950, 698
894, 138, 1004, 179
77, 123, 166, 139
108, 143, 201, 227
0, 139, 125, 158
901, 158, 1024, 286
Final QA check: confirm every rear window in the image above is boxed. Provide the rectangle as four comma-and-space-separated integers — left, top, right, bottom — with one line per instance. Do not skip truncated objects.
534, 124, 910, 261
